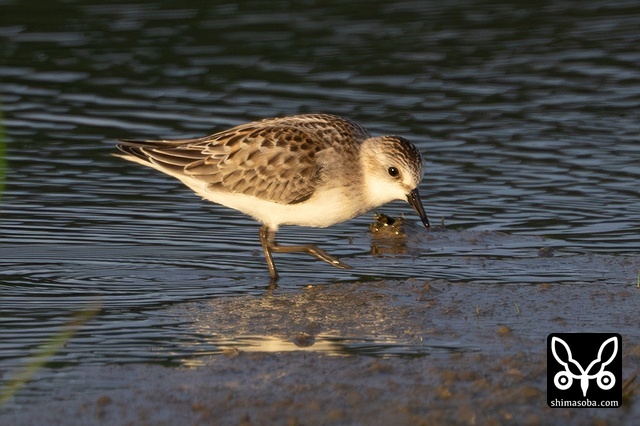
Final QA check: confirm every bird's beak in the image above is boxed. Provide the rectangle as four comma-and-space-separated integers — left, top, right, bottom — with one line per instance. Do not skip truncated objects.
407, 188, 430, 228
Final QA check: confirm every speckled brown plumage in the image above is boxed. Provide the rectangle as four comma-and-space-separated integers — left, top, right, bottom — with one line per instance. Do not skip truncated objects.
117, 114, 372, 205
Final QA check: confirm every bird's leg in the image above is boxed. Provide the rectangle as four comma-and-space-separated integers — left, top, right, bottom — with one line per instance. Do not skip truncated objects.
271, 244, 353, 269
259, 225, 280, 281
259, 225, 352, 279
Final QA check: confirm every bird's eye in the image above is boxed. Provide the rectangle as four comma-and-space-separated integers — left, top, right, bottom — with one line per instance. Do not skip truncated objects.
387, 166, 399, 178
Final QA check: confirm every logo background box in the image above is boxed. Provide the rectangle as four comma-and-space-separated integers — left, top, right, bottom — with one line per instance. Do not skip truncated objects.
547, 333, 622, 408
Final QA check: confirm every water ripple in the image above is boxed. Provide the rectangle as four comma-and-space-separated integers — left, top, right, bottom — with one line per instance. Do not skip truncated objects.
1, 0, 639, 370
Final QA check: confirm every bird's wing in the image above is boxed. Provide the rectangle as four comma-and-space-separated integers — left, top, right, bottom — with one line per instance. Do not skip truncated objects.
116, 114, 370, 205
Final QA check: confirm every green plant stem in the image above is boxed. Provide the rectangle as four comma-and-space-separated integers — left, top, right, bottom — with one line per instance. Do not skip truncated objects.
0, 305, 100, 406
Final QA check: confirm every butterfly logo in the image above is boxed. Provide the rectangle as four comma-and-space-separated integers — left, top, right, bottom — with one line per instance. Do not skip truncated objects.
551, 336, 618, 397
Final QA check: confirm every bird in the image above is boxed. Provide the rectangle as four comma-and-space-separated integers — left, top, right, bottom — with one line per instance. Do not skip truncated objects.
115, 114, 430, 281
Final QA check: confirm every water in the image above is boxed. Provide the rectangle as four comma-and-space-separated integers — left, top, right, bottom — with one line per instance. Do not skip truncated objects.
1, 0, 640, 372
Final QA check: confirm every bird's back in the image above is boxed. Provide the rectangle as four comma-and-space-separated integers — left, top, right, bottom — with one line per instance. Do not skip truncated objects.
115, 114, 371, 206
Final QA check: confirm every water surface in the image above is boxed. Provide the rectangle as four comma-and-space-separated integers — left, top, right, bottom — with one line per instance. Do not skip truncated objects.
1, 0, 639, 372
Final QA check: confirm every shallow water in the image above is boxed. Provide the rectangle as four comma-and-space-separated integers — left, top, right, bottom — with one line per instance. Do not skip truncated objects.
1, 0, 640, 373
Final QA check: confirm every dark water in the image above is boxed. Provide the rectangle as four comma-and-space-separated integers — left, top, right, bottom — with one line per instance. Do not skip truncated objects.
1, 0, 640, 371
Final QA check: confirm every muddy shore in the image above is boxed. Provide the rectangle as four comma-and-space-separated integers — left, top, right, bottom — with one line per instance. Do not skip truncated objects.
2, 262, 639, 425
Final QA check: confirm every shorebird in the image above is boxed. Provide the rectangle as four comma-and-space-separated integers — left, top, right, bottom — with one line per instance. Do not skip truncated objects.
115, 114, 429, 280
